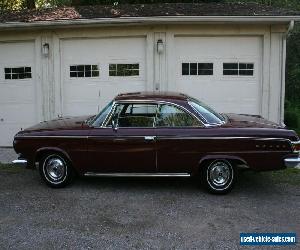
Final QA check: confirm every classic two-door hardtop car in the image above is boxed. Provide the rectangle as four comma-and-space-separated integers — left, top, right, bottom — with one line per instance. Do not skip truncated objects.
13, 92, 300, 193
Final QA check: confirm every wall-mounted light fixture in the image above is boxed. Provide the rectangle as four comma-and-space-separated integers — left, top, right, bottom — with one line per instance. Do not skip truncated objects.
157, 39, 164, 54
42, 43, 49, 57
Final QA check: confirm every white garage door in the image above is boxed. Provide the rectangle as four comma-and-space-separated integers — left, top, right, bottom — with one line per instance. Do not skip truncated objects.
0, 41, 36, 146
174, 36, 262, 115
61, 37, 147, 116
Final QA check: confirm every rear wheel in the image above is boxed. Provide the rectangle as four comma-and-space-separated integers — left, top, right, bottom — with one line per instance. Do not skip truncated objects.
39, 154, 73, 188
201, 159, 236, 194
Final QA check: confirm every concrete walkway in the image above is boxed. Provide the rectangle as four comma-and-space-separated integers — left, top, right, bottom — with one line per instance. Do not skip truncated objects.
0, 147, 17, 164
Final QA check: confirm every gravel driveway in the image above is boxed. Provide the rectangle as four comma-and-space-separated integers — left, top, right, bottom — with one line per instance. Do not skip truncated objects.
0, 166, 299, 250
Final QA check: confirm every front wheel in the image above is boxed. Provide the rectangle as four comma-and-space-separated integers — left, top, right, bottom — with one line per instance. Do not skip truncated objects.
201, 159, 236, 194
39, 154, 74, 188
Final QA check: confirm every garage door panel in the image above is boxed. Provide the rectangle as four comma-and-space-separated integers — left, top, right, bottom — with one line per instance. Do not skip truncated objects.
0, 124, 34, 147
0, 41, 34, 61
175, 37, 261, 58
62, 37, 146, 61
0, 103, 36, 123
0, 41, 36, 146
175, 36, 262, 115
64, 84, 100, 102
0, 84, 34, 103
61, 37, 147, 116
64, 103, 100, 116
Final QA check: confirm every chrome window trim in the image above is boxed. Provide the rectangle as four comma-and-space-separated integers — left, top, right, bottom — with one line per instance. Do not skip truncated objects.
188, 101, 225, 127
102, 101, 158, 128
155, 101, 203, 128
99, 101, 116, 127
100, 99, 205, 128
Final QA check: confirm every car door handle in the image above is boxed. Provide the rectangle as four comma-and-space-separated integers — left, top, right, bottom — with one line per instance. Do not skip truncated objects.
144, 136, 156, 141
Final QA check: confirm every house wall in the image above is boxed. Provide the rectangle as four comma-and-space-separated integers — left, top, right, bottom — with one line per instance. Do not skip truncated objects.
0, 23, 289, 146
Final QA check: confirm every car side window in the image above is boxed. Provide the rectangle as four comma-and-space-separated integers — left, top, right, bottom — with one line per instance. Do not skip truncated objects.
109, 103, 158, 128
156, 104, 200, 127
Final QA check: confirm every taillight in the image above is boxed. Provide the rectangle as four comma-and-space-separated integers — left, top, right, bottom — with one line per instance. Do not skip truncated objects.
292, 141, 300, 153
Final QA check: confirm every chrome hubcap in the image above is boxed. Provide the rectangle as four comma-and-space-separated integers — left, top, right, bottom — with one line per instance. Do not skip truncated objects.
209, 161, 231, 187
45, 157, 66, 181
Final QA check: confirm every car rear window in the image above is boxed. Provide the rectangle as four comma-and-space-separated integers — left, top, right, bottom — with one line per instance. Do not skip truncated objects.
188, 98, 224, 125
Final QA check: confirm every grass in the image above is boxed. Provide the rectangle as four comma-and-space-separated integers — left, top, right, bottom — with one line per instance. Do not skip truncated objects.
0, 163, 24, 173
260, 168, 300, 186
238, 168, 300, 186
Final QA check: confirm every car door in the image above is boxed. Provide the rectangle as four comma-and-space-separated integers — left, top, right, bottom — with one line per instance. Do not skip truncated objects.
87, 102, 157, 173
155, 103, 205, 173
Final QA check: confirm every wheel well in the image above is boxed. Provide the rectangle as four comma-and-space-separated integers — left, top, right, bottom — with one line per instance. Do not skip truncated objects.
35, 149, 79, 176
35, 150, 71, 166
199, 158, 245, 170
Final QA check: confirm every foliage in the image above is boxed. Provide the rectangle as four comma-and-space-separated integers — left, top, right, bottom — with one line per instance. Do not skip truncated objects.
0, 0, 24, 10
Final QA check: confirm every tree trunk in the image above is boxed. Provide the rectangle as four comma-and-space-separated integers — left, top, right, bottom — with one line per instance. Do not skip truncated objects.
26, 0, 35, 9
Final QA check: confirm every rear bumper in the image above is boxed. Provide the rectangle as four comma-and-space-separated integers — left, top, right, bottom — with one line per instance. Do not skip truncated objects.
12, 159, 27, 167
284, 157, 300, 169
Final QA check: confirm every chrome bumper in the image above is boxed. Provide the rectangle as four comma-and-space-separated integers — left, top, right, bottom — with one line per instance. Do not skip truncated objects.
12, 159, 27, 167
284, 157, 300, 169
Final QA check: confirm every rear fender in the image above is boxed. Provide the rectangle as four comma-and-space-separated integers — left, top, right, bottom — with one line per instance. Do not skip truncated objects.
198, 155, 248, 169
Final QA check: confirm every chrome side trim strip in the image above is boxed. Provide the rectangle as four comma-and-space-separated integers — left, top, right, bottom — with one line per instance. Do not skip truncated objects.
284, 157, 300, 168
15, 135, 88, 139
155, 136, 292, 141
84, 172, 191, 177
236, 164, 250, 169
13, 135, 295, 143
12, 159, 27, 166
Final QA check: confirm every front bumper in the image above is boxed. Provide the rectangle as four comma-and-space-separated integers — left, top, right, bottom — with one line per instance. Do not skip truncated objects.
12, 159, 27, 167
284, 157, 300, 169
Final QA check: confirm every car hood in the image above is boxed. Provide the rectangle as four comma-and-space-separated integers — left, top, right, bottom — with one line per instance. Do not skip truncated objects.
223, 113, 285, 129
21, 115, 93, 133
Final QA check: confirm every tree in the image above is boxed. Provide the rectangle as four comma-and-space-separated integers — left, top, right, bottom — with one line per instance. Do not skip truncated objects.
26, 0, 36, 9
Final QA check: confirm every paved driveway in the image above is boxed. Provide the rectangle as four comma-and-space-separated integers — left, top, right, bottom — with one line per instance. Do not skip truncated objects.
0, 147, 17, 164
0, 165, 299, 249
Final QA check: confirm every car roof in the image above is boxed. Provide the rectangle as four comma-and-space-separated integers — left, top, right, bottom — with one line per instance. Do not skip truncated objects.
114, 91, 189, 101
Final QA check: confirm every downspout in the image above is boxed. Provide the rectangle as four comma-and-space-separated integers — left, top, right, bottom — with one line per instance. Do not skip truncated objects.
280, 20, 294, 126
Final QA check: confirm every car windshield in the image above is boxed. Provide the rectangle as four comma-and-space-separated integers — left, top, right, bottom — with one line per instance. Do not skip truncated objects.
89, 101, 113, 126
188, 97, 224, 125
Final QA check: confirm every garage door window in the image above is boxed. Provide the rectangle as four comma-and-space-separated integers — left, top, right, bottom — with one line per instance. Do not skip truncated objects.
182, 63, 213, 76
70, 65, 99, 78
109, 64, 139, 76
223, 63, 254, 76
5, 67, 32, 79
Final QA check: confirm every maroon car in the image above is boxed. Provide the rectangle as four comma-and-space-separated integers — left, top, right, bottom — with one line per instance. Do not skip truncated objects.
13, 92, 300, 193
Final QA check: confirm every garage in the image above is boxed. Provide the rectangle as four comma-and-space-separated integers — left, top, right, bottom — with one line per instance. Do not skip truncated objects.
174, 36, 262, 115
0, 3, 298, 146
0, 41, 37, 146
61, 37, 147, 116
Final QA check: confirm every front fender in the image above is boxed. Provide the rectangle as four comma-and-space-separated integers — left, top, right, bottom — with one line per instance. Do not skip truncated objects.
34, 147, 73, 168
